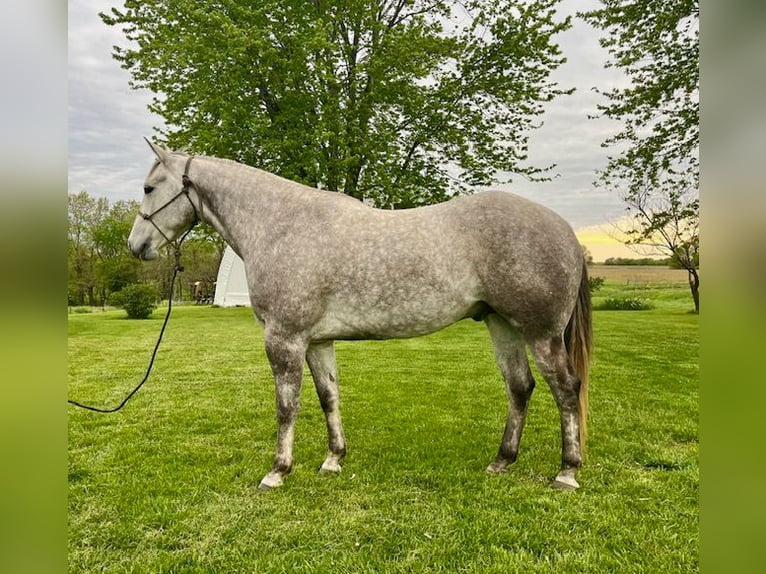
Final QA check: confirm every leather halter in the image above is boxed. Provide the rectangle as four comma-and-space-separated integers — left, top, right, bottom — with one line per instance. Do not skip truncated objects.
138, 156, 200, 260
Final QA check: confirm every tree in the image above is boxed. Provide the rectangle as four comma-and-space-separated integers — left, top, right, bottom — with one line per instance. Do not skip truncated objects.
175, 223, 226, 301
68, 191, 108, 306
68, 191, 225, 306
580, 0, 699, 312
621, 182, 699, 311
69, 192, 142, 306
102, 0, 572, 207
92, 200, 142, 300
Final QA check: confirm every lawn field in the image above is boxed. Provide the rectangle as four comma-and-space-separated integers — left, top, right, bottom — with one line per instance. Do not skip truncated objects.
68, 276, 698, 572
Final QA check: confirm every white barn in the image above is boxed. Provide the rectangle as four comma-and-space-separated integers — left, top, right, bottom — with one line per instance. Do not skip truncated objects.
213, 245, 251, 307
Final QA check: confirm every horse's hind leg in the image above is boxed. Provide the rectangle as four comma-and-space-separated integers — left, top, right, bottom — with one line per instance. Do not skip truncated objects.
529, 336, 583, 490
485, 314, 536, 474
306, 341, 347, 474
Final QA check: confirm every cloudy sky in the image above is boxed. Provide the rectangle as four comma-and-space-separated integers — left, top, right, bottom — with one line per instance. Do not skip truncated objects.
68, 0, 633, 254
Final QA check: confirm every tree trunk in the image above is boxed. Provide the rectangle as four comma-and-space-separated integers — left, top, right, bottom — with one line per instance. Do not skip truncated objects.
343, 159, 365, 201
688, 268, 699, 313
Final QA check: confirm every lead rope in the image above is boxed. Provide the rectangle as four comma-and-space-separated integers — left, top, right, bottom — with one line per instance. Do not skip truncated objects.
68, 159, 199, 413
67, 270, 178, 413
67, 248, 189, 413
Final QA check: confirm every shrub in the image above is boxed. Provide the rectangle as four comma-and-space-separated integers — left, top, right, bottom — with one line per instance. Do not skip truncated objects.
71, 307, 93, 314
597, 297, 654, 311
588, 276, 606, 293
110, 283, 158, 319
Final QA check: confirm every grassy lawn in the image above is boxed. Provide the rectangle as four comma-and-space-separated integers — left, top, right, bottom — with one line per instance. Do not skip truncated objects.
68, 272, 698, 573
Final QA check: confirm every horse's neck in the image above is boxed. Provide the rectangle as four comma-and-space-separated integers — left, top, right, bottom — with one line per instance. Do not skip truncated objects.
198, 207, 235, 252
193, 158, 283, 256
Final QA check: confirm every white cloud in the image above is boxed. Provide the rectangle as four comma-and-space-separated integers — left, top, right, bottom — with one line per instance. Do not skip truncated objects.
502, 0, 631, 229
68, 0, 161, 201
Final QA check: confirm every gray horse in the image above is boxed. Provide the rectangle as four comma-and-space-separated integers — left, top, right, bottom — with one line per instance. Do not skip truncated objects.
128, 141, 592, 491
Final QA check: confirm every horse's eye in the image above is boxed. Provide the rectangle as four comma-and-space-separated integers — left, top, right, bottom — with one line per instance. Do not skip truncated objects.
144, 185, 154, 194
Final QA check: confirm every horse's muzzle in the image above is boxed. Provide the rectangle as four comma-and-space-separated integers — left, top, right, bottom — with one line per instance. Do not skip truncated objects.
128, 239, 158, 261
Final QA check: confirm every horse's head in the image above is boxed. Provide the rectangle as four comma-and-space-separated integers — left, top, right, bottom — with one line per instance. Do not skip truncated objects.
128, 140, 198, 260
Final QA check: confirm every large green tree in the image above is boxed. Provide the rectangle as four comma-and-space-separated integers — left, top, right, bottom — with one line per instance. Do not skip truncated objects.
102, 0, 572, 207
581, 0, 699, 311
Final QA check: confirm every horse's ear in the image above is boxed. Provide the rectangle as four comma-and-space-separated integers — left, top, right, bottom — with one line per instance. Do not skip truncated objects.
144, 138, 170, 164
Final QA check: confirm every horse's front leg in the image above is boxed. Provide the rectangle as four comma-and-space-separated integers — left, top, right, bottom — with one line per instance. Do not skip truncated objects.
258, 330, 307, 491
306, 341, 346, 474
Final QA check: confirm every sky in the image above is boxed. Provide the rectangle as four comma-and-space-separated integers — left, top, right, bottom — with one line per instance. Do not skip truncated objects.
68, 0, 639, 258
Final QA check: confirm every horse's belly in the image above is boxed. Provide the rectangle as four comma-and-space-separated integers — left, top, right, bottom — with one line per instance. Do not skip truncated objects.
312, 293, 480, 341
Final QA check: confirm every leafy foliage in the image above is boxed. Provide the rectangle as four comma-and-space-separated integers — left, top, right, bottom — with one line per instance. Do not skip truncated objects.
68, 191, 224, 306
597, 296, 653, 311
580, 0, 698, 196
580, 0, 699, 311
109, 283, 158, 319
68, 191, 141, 306
102, 0, 573, 207
588, 275, 605, 293
603, 256, 669, 266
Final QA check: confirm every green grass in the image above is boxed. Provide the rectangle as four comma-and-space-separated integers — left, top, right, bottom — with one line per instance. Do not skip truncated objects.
590, 265, 694, 315
68, 279, 698, 573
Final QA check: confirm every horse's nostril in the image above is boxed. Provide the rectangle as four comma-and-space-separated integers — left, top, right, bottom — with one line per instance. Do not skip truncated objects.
128, 239, 145, 258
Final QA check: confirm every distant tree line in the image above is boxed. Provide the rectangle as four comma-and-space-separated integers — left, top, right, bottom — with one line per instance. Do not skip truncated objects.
601, 251, 697, 269
68, 190, 224, 307
602, 257, 670, 266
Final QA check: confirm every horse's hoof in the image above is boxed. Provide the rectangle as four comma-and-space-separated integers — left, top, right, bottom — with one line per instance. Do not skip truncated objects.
485, 461, 509, 474
258, 472, 284, 491
318, 463, 342, 475
551, 475, 580, 491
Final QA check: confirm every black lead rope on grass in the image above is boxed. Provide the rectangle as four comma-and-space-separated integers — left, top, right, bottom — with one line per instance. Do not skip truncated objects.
67, 263, 182, 413
69, 161, 200, 413
66, 266, 179, 413
68, 231, 195, 413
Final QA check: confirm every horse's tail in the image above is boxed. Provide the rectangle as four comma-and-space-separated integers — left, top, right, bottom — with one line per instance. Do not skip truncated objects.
564, 258, 593, 453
